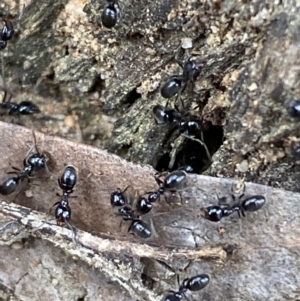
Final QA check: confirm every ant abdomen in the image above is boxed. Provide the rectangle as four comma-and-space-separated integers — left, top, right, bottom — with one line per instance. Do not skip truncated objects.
0, 177, 19, 195
241, 195, 265, 212
161, 76, 182, 99
164, 170, 186, 189
58, 165, 77, 192
129, 219, 152, 239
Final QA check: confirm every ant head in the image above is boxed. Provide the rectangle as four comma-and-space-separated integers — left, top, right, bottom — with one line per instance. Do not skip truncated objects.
26, 153, 47, 171
201, 205, 223, 222
111, 189, 127, 207
18, 101, 41, 115
148, 191, 161, 203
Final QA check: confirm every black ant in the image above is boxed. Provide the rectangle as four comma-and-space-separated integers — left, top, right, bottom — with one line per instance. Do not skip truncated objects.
0, 56, 40, 116
110, 185, 130, 207
177, 165, 194, 173
286, 99, 300, 118
117, 205, 151, 238
135, 197, 153, 215
0, 20, 14, 51
111, 186, 153, 215
0, 66, 41, 116
203, 192, 266, 222
0, 131, 49, 196
153, 104, 211, 162
164, 274, 210, 301
110, 186, 152, 237
0, 100, 41, 115
160, 57, 200, 102
101, 0, 121, 28
145, 170, 187, 203
51, 165, 77, 226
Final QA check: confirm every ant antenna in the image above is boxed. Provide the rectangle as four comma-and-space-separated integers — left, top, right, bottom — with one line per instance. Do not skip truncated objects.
32, 130, 40, 154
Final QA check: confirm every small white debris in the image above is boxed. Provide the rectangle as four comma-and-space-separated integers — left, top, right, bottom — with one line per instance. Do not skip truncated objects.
236, 160, 249, 173
181, 38, 193, 49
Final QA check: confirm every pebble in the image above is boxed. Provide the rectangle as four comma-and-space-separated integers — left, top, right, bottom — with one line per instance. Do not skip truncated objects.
64, 115, 76, 128
181, 38, 193, 49
10, 241, 23, 250
236, 160, 249, 173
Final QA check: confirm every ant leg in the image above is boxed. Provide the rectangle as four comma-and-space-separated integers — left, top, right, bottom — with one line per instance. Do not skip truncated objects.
7, 171, 19, 175
48, 201, 60, 214
65, 220, 77, 245
12, 181, 23, 201
165, 98, 170, 109
154, 176, 164, 186
174, 45, 185, 69
237, 209, 245, 218
44, 161, 51, 176
229, 184, 236, 203
163, 194, 170, 204
12, 166, 21, 171
127, 220, 137, 235
215, 193, 228, 206
182, 292, 192, 301
174, 103, 182, 114
154, 171, 168, 181
175, 83, 187, 110
181, 133, 212, 162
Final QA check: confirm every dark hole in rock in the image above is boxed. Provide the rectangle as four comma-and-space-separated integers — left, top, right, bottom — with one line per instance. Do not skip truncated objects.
64, 45, 69, 56
155, 123, 224, 174
155, 153, 171, 172
116, 143, 132, 157
141, 273, 155, 290
122, 87, 141, 106
88, 75, 104, 93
